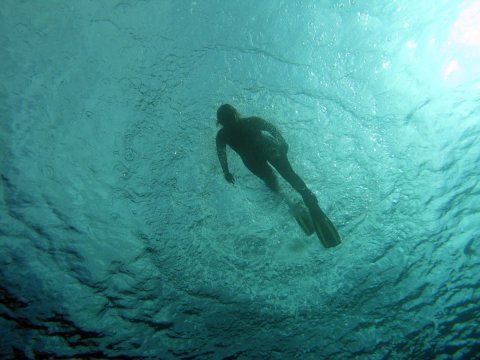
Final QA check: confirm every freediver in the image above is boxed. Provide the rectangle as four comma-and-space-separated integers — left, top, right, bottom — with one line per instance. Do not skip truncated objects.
215, 103, 344, 247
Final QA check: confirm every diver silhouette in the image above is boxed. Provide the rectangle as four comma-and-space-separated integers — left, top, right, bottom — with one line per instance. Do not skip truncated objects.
215, 104, 319, 210
215, 104, 342, 248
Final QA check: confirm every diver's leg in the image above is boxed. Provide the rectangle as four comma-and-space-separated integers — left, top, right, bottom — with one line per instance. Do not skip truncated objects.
269, 155, 318, 208
242, 157, 280, 193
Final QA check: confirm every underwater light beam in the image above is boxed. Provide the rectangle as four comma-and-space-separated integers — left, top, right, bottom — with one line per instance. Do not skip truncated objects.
442, 0, 480, 84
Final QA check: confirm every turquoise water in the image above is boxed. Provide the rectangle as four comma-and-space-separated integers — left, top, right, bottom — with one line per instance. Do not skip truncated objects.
1, 0, 479, 358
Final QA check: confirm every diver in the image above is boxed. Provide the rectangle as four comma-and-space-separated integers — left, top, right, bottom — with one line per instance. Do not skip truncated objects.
215, 103, 320, 210
215, 104, 341, 247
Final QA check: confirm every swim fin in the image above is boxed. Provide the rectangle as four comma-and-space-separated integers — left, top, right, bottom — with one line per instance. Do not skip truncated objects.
290, 202, 315, 236
309, 205, 341, 248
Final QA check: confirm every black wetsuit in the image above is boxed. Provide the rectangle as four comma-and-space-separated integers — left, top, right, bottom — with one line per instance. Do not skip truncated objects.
216, 116, 318, 208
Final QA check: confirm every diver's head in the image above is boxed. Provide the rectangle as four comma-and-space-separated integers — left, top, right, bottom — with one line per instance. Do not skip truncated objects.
217, 104, 239, 127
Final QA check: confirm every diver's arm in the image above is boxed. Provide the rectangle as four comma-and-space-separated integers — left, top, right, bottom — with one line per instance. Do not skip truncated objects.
252, 117, 289, 153
216, 132, 235, 184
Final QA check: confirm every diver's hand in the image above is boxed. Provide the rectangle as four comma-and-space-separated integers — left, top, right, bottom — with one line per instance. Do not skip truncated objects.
224, 172, 235, 184
280, 140, 289, 154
